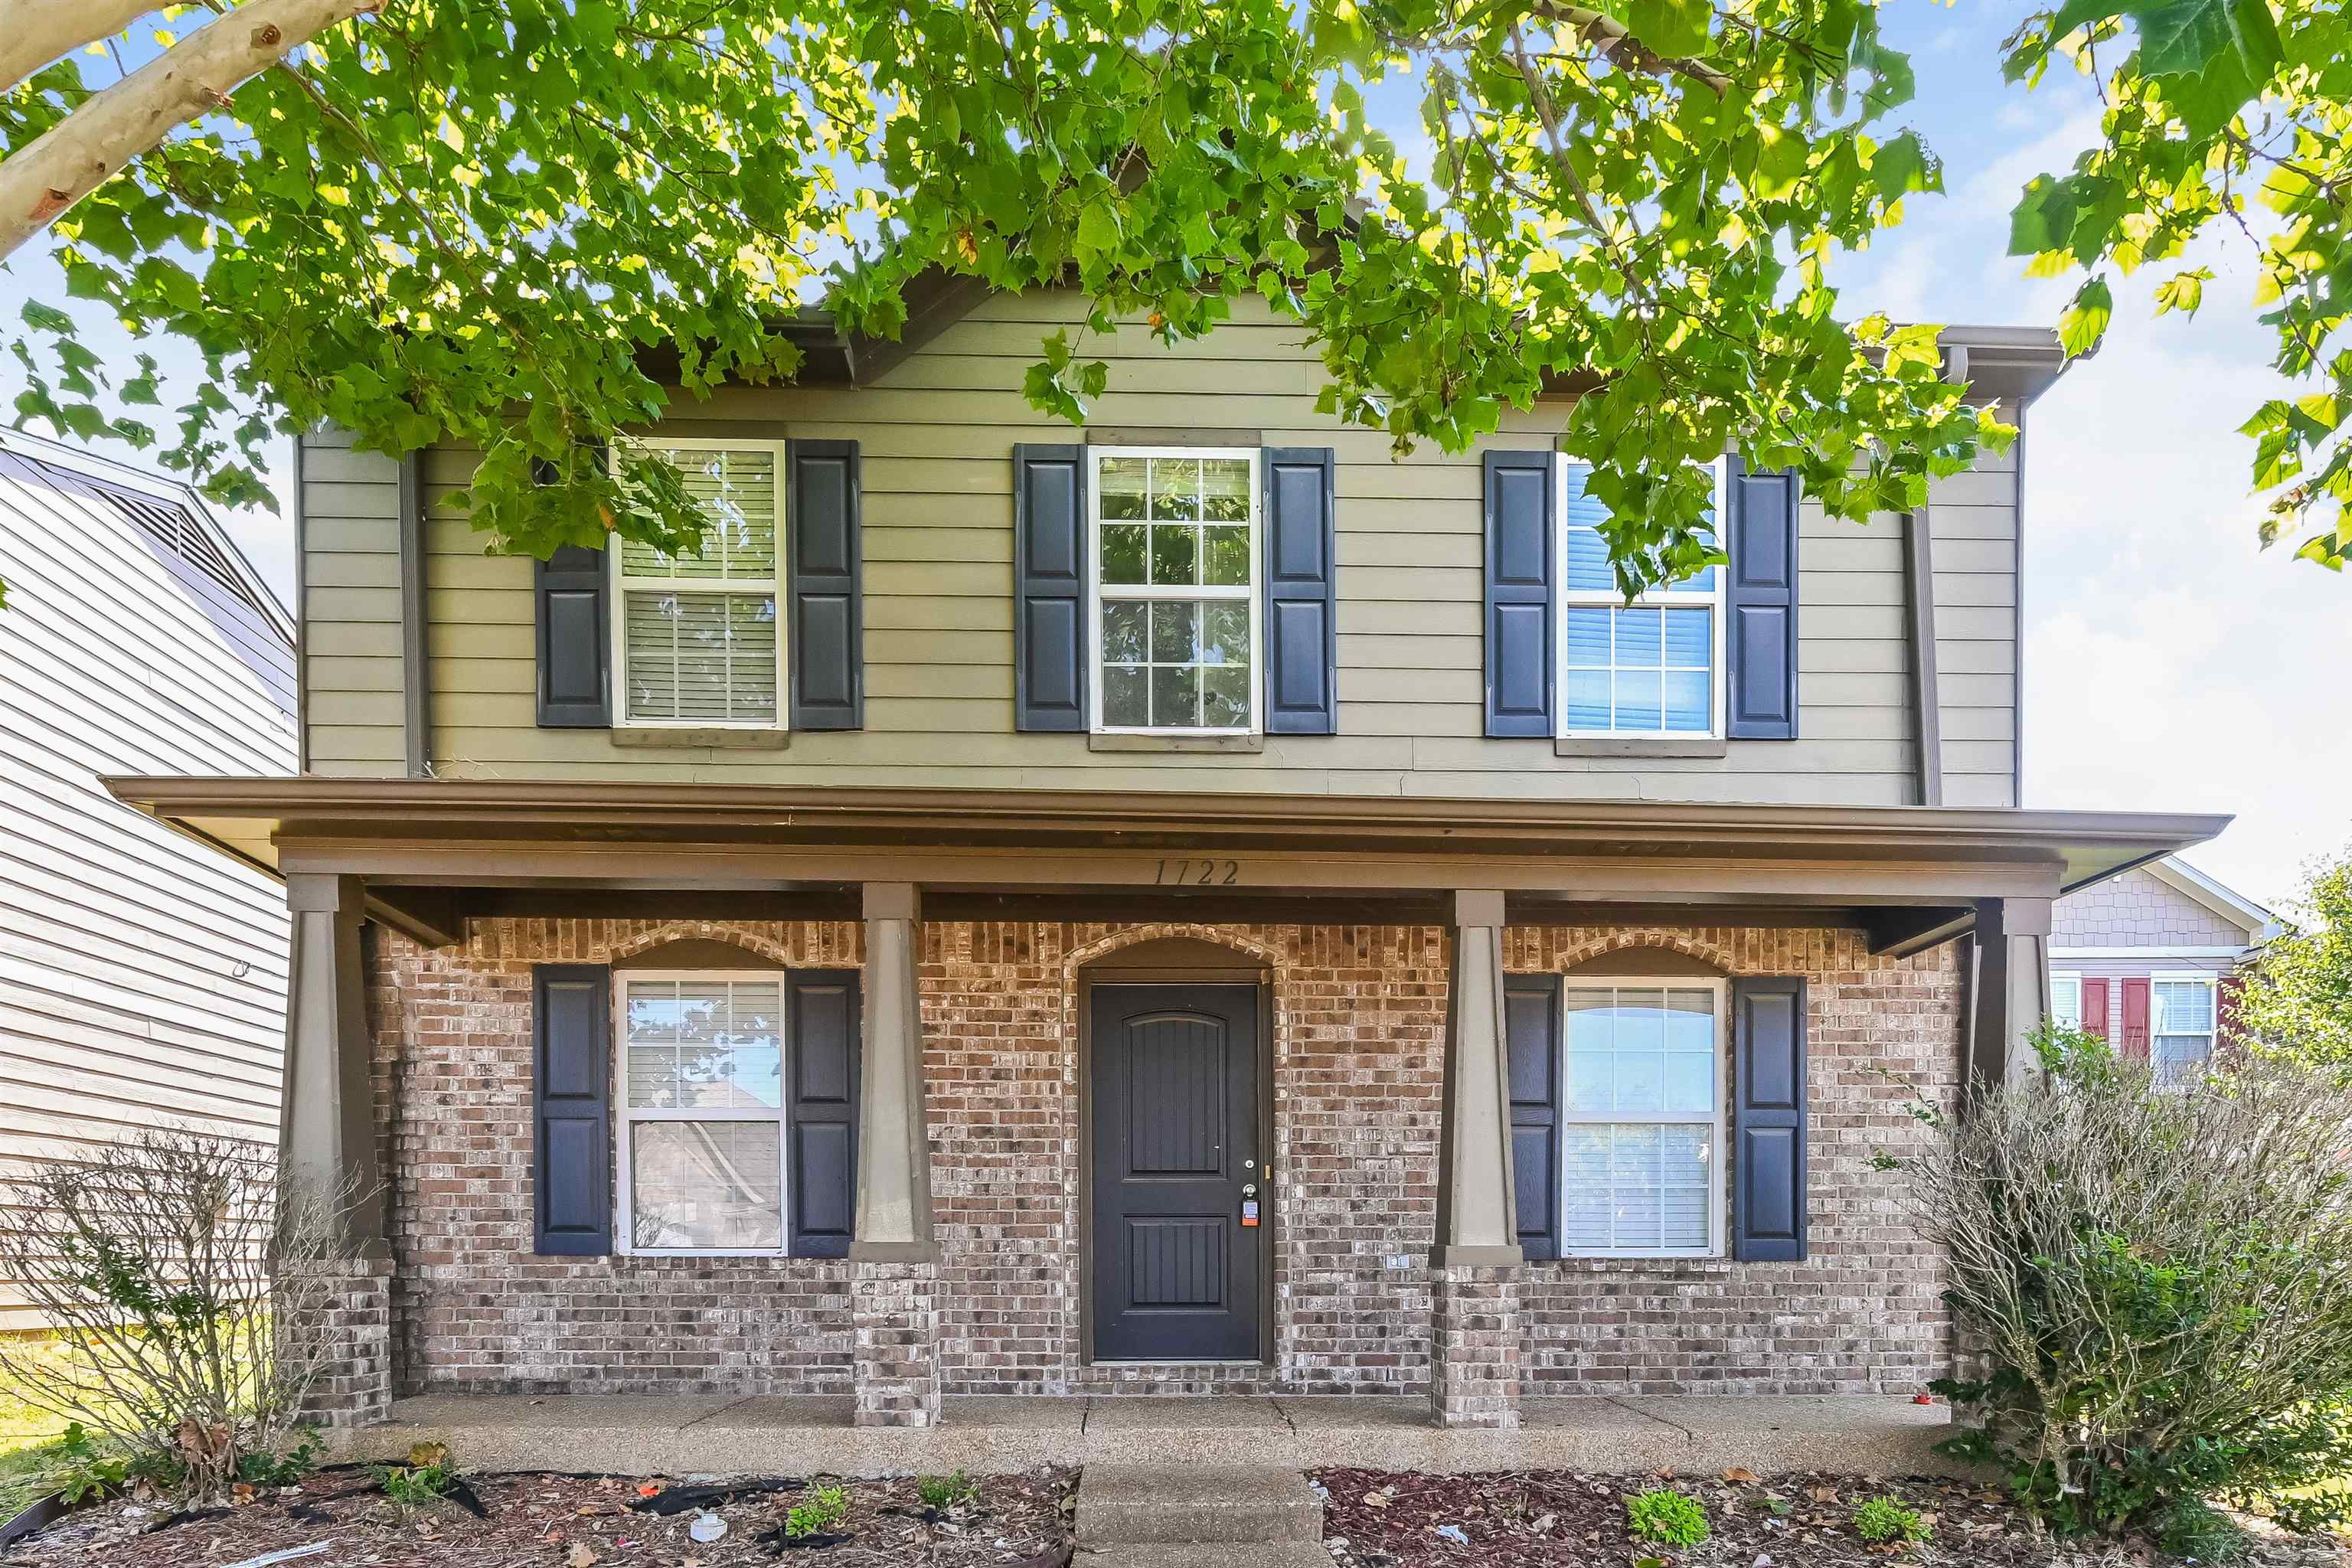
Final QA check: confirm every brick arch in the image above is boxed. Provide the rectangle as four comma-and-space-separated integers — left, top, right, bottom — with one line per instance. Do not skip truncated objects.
1063, 922, 1285, 975
601, 921, 796, 965
1546, 927, 1743, 975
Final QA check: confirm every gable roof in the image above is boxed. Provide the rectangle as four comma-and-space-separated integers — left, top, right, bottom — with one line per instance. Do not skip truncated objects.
2145, 856, 2285, 943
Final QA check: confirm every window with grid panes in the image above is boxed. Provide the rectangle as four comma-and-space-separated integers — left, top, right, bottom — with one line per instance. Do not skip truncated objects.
1091, 449, 1259, 733
612, 443, 785, 727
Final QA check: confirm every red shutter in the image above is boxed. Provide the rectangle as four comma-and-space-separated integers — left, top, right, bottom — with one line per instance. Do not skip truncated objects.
2120, 978, 2151, 1059
2082, 978, 2111, 1040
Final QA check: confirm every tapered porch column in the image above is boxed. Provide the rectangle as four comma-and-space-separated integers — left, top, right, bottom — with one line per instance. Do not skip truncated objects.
1970, 896, 2053, 1088
1430, 889, 1524, 1430
280, 874, 392, 1426
850, 881, 941, 1428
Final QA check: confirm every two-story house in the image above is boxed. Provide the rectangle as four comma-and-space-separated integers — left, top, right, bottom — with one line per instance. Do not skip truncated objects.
109, 290, 2223, 1441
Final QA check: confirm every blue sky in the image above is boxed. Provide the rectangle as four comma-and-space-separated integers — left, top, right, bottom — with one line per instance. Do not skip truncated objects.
4, 0, 2344, 912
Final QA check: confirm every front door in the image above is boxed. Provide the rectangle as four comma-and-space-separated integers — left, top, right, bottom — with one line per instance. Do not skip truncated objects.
1089, 983, 1263, 1361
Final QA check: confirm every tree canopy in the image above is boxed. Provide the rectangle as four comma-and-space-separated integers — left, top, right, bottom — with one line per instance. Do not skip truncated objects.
0, 0, 1992, 590
2234, 844, 2352, 1064
9, 0, 2350, 585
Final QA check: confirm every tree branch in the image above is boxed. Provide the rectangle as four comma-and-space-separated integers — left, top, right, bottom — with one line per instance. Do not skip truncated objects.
0, 0, 162, 96
0, 0, 384, 261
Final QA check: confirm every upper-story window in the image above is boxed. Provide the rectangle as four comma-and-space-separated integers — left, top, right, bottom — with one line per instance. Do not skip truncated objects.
612, 440, 786, 728
2152, 975, 2218, 1085
1090, 448, 1261, 735
1558, 459, 1725, 739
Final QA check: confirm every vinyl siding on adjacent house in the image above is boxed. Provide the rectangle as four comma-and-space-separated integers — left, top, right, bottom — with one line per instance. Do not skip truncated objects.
305, 291, 2023, 806
0, 451, 297, 1329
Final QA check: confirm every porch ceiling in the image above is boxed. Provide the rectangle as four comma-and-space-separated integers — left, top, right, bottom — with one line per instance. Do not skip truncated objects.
106, 776, 2223, 918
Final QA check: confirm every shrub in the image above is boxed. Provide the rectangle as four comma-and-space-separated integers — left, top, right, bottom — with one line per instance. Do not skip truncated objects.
1625, 1488, 1709, 1546
786, 1482, 850, 1538
1851, 1496, 1929, 1544
0, 1130, 367, 1502
1901, 1030, 2352, 1538
374, 1461, 451, 1507
916, 1471, 975, 1510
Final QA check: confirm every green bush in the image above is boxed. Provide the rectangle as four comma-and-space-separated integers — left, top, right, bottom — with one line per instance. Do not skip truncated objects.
1625, 1488, 1709, 1546
1851, 1496, 1929, 1544
786, 1482, 849, 1538
916, 1471, 974, 1510
373, 1461, 451, 1506
1904, 1028, 2352, 1539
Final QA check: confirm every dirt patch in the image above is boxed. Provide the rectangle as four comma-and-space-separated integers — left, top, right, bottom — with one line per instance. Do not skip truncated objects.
1314, 1467, 2351, 1568
2, 1467, 1073, 1568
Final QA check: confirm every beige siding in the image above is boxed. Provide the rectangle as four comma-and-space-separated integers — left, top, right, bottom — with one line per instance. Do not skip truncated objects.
0, 457, 296, 1329
1929, 430, 2020, 808
299, 427, 406, 776
307, 291, 2024, 805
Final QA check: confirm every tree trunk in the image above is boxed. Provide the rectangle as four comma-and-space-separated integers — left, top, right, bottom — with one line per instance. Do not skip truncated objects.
0, 0, 163, 98
0, 0, 383, 262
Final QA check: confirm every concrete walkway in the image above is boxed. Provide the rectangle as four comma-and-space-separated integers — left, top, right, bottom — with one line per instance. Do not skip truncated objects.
334, 1393, 1965, 1479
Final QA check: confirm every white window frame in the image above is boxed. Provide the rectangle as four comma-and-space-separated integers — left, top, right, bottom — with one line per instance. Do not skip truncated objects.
2151, 972, 2220, 1084
2050, 972, 2083, 1030
1555, 456, 1728, 741
1086, 445, 1263, 737
1557, 975, 1729, 1260
612, 969, 792, 1259
607, 436, 790, 730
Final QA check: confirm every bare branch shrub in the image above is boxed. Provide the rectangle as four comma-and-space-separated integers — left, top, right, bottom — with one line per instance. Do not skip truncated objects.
1903, 1027, 2352, 1539
0, 1129, 361, 1501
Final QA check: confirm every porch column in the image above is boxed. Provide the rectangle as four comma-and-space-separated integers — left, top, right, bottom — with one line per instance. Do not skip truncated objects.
280, 873, 392, 1426
1969, 896, 2053, 1088
1429, 889, 1524, 1430
850, 881, 941, 1429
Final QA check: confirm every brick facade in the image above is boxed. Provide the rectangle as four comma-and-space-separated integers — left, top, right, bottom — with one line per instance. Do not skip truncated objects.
362, 917, 1961, 1402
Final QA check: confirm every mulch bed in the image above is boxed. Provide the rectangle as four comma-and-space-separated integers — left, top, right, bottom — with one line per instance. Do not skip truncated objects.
1314, 1467, 2352, 1567
1, 1468, 1074, 1568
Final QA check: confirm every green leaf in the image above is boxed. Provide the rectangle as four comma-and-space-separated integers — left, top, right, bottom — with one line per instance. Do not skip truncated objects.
2059, 276, 2115, 361
1622, 0, 1712, 60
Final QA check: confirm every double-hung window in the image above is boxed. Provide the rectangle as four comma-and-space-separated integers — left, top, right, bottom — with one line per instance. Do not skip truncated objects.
611, 440, 786, 728
1558, 459, 1725, 737
1559, 980, 1726, 1256
1090, 448, 1260, 734
2151, 975, 2219, 1085
2050, 973, 2083, 1031
616, 972, 789, 1255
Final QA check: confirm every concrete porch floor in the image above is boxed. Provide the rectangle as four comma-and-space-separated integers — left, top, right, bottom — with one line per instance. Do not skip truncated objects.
332, 1394, 1967, 1479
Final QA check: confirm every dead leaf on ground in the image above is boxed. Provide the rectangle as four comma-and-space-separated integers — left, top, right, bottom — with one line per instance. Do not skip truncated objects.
407, 1441, 448, 1468
564, 1544, 601, 1568
1723, 1468, 1760, 1485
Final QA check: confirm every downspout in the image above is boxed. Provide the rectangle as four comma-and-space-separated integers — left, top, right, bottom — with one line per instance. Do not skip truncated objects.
292, 430, 309, 775
397, 449, 432, 778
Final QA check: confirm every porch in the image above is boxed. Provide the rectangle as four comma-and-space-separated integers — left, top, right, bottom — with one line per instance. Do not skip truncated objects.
332, 1391, 1965, 1478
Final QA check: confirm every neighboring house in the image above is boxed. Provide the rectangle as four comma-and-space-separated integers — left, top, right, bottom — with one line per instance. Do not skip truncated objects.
0, 429, 296, 1331
109, 293, 2226, 1433
2049, 855, 2281, 1082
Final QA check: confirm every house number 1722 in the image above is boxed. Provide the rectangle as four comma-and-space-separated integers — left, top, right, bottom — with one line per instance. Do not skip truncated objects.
1154, 858, 1241, 886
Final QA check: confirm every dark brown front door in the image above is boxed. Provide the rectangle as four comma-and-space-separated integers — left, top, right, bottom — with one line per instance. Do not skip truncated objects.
1089, 983, 1263, 1361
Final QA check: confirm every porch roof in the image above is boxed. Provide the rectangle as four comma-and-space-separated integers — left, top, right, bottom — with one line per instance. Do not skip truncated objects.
106, 776, 2224, 952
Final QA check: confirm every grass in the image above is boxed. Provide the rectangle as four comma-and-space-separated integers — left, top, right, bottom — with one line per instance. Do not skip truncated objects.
0, 1338, 84, 1520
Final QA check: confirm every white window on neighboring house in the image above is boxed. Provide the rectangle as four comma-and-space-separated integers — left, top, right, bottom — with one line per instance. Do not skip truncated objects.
1090, 448, 1261, 735
1558, 459, 1726, 739
2152, 975, 2220, 1086
2050, 972, 2083, 1030
615, 972, 789, 1255
611, 441, 786, 728
1559, 980, 1726, 1257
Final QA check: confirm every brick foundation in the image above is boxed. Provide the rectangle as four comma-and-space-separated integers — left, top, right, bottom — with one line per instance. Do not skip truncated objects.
853, 1261, 942, 1427
1429, 1266, 1523, 1429
302, 1257, 394, 1428
364, 917, 1962, 1403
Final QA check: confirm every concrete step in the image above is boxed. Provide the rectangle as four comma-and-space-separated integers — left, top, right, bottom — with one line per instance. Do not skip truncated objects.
1075, 1465, 1325, 1545
1079, 1545, 1334, 1568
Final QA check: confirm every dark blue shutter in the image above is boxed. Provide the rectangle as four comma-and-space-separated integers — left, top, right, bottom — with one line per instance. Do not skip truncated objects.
1726, 458, 1800, 740
786, 969, 861, 1258
787, 439, 863, 730
1262, 447, 1338, 735
534, 546, 610, 727
1483, 450, 1555, 737
1732, 976, 1808, 1263
1014, 445, 1087, 731
534, 965, 612, 1256
1505, 974, 1562, 1260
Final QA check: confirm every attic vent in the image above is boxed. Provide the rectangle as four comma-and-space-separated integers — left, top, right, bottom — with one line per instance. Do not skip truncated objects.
87, 475, 256, 603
